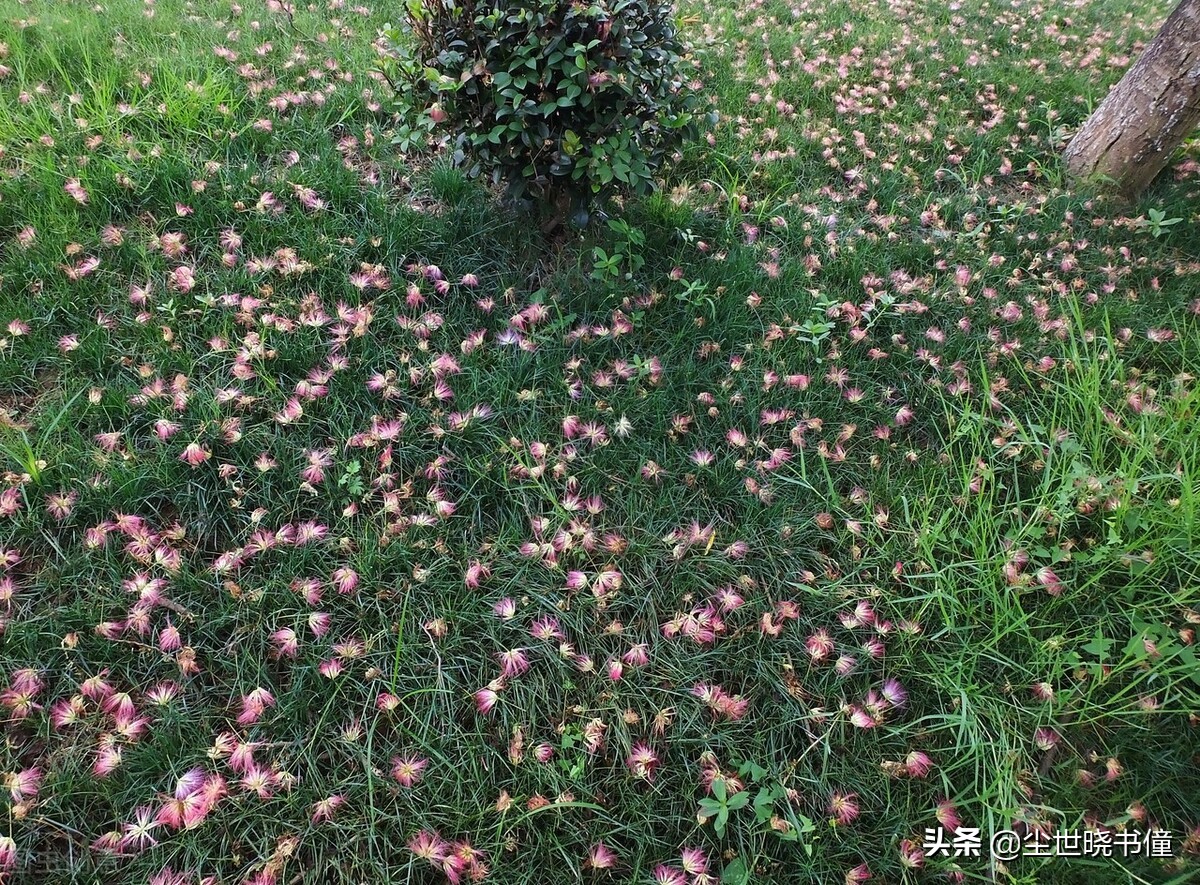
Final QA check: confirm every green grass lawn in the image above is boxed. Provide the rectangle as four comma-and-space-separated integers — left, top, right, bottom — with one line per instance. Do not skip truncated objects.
1, 0, 1199, 883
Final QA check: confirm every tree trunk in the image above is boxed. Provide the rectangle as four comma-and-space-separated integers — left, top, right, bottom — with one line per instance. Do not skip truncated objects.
1063, 0, 1200, 197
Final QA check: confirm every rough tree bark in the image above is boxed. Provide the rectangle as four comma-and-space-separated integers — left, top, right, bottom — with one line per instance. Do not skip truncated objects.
1063, 0, 1200, 197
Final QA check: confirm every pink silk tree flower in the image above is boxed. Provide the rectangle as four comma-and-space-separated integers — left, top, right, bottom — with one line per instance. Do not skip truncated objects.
584, 841, 617, 870
391, 754, 428, 787
179, 442, 211, 467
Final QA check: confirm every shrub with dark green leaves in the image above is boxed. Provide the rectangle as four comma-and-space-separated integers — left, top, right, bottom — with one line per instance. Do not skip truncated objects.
378, 0, 710, 224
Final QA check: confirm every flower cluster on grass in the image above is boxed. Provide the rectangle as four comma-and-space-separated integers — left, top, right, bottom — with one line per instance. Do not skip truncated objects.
0, 0, 1199, 883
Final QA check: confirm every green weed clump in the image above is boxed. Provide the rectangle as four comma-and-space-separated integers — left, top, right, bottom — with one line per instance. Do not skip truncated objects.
377, 0, 709, 226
